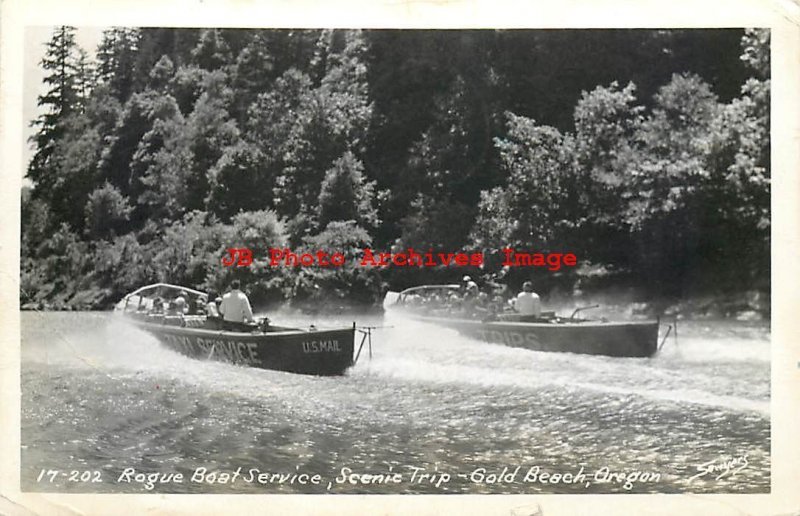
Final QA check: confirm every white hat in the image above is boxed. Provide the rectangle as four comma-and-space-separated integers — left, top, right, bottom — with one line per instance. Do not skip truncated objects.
463, 275, 472, 282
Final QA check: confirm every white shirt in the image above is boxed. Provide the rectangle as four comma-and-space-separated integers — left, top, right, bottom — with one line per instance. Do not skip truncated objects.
514, 291, 541, 316
206, 301, 220, 318
219, 289, 254, 322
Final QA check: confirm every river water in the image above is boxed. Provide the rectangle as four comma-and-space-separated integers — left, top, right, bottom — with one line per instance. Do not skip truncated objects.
20, 311, 770, 494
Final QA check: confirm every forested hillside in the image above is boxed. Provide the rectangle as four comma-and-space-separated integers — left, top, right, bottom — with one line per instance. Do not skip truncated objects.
21, 28, 769, 314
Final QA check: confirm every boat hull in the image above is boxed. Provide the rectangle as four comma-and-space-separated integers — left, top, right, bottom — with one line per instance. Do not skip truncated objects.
129, 319, 355, 375
412, 315, 659, 358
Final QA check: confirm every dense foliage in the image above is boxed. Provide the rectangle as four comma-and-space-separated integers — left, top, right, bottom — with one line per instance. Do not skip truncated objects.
21, 28, 769, 311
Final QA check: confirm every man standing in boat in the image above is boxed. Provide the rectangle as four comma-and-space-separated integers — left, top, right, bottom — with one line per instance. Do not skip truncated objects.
219, 279, 255, 329
512, 280, 541, 317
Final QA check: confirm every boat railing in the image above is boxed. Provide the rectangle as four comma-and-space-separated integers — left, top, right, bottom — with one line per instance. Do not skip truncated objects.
124, 283, 208, 300
118, 283, 210, 313
569, 304, 600, 320
388, 284, 461, 306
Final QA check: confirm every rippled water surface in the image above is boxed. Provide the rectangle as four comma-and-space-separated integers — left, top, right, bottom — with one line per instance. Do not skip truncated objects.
21, 311, 770, 494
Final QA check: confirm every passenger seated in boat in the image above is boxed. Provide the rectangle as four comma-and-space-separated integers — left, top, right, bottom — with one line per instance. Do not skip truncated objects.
406, 293, 423, 307
205, 291, 221, 318
454, 278, 481, 316
166, 297, 186, 316
469, 291, 492, 317
461, 275, 479, 295
512, 281, 541, 317
219, 279, 254, 329
445, 292, 462, 314
490, 293, 507, 314
170, 290, 192, 315
150, 297, 165, 314
195, 298, 206, 316
183, 291, 199, 315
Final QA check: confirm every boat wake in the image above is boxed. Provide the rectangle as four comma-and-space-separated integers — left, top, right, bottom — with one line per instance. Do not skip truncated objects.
23, 313, 190, 372
363, 314, 770, 416
22, 312, 769, 418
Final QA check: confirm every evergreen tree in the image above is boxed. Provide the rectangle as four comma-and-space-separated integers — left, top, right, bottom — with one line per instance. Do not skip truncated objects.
298, 220, 381, 305
317, 151, 379, 230
262, 30, 373, 231
96, 28, 141, 102
263, 29, 320, 79
191, 29, 233, 71
230, 32, 275, 122
170, 65, 208, 115
205, 142, 266, 221
129, 65, 191, 225
27, 26, 82, 199
186, 70, 240, 212
133, 28, 202, 91
73, 47, 95, 109
98, 56, 187, 226
84, 182, 133, 240
21, 187, 51, 258
48, 113, 102, 232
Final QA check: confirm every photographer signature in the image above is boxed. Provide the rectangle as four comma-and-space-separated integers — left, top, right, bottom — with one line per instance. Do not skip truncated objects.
689, 454, 748, 482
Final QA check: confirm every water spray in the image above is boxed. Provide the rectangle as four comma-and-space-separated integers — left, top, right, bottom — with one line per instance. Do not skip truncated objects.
354, 325, 393, 364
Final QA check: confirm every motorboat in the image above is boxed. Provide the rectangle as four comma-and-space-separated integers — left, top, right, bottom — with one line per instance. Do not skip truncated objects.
115, 283, 356, 375
384, 285, 659, 358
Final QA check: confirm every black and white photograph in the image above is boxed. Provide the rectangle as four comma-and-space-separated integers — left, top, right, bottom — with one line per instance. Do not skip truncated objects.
3, 0, 799, 514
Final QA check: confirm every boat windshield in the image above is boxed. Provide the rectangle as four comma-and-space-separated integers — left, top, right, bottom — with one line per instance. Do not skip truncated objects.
397, 285, 460, 306
117, 283, 208, 313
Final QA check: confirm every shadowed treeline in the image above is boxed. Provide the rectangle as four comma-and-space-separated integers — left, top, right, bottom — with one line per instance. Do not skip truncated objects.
21, 28, 769, 314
